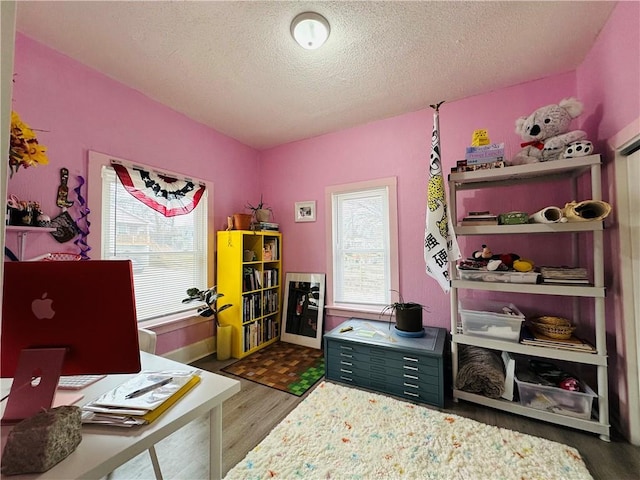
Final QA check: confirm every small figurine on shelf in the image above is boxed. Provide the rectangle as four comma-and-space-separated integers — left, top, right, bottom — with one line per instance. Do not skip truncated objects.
471, 129, 490, 147
56, 168, 74, 209
472, 244, 493, 260
30, 202, 50, 227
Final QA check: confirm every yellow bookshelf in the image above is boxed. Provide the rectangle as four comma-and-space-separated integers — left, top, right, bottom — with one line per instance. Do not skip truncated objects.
216, 230, 282, 358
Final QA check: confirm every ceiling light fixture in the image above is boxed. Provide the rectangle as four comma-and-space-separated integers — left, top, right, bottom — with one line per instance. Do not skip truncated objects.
291, 12, 330, 50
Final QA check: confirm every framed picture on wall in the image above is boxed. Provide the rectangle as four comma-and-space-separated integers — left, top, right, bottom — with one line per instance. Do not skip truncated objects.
281, 272, 325, 349
294, 201, 316, 222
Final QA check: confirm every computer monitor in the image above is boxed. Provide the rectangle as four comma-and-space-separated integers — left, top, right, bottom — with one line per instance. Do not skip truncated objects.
1, 260, 142, 420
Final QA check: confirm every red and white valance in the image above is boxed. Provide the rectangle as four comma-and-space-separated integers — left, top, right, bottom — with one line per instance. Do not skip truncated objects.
112, 163, 206, 217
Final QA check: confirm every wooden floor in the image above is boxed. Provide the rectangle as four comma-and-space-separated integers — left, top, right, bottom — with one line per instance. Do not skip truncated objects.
108, 354, 640, 480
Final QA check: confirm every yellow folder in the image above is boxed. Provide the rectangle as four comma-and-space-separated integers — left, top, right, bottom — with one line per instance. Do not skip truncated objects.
139, 375, 201, 424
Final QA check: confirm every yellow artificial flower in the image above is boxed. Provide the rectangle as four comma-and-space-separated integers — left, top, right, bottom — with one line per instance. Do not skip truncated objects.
9, 111, 49, 177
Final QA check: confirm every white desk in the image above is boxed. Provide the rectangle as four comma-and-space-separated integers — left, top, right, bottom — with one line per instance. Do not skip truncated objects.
0, 352, 241, 479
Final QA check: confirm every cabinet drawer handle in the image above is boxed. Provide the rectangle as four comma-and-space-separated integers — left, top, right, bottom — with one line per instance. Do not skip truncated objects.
403, 374, 418, 380
404, 382, 419, 389
340, 376, 353, 382
403, 365, 418, 371
403, 356, 418, 362
404, 391, 419, 397
340, 368, 353, 374
340, 361, 353, 366
340, 353, 353, 358
339, 345, 353, 351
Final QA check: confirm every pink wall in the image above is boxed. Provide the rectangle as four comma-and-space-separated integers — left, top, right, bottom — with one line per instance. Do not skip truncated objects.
8, 33, 260, 354
260, 72, 582, 331
576, 0, 640, 441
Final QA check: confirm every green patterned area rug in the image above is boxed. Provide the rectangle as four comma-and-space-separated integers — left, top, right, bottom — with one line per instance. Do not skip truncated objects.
221, 341, 324, 396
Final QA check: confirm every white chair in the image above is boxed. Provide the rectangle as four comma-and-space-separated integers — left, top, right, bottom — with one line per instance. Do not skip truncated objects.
137, 328, 163, 480
105, 328, 163, 480
138, 327, 158, 356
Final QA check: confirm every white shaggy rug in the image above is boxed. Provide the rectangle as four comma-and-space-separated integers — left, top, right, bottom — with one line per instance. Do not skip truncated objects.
225, 381, 593, 479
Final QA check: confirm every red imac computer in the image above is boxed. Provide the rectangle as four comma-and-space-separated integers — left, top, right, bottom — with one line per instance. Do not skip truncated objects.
1, 260, 142, 422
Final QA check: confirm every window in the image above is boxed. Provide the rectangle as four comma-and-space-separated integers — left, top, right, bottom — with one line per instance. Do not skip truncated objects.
325, 177, 399, 317
88, 152, 209, 323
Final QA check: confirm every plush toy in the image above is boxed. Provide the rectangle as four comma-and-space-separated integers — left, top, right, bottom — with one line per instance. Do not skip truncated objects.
469, 244, 521, 270
509, 98, 589, 166
472, 244, 493, 260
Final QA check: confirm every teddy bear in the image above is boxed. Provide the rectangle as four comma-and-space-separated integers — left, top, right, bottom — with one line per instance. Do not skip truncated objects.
508, 97, 589, 165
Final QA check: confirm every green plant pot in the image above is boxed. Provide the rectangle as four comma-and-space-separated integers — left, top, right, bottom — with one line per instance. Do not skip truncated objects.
395, 303, 423, 332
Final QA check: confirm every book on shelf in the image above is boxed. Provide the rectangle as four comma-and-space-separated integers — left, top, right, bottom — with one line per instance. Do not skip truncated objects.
263, 268, 278, 288
81, 370, 201, 427
520, 326, 596, 353
465, 211, 497, 218
243, 267, 257, 291
242, 292, 261, 321
465, 143, 505, 164
258, 222, 279, 231
460, 216, 498, 226
455, 159, 505, 172
540, 266, 588, 280
542, 278, 591, 285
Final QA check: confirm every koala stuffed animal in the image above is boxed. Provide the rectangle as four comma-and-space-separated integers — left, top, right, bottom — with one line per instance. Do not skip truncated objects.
509, 97, 588, 165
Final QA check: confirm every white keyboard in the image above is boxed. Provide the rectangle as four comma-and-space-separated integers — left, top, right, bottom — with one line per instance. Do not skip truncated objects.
58, 374, 106, 390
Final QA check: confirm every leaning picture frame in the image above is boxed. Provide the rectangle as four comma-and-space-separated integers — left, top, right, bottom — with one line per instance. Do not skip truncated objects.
294, 200, 316, 222
280, 272, 326, 349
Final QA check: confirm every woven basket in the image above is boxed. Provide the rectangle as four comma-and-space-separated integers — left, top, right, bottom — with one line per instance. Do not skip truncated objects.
532, 316, 575, 339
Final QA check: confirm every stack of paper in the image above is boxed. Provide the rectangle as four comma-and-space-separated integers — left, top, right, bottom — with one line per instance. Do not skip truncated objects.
81, 370, 201, 427
539, 266, 590, 285
520, 326, 596, 353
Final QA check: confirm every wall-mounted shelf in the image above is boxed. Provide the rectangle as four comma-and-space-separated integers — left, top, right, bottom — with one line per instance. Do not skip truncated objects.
5, 225, 56, 261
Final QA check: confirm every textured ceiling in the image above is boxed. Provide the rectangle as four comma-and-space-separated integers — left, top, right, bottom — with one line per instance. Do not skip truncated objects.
15, 1, 616, 150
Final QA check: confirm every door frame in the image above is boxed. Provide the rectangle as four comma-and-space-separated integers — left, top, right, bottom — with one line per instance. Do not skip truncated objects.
610, 118, 640, 445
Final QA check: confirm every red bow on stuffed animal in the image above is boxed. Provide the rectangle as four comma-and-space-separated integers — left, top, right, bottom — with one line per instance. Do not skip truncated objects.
520, 140, 545, 150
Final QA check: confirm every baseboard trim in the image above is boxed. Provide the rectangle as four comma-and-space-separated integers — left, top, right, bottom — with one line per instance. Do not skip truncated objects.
164, 336, 215, 365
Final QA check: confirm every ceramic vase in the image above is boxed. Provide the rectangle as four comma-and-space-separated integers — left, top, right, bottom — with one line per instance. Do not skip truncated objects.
216, 324, 232, 361
232, 213, 252, 230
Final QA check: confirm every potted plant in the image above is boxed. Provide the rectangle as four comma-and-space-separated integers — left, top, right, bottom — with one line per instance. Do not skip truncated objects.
245, 194, 272, 223
182, 286, 232, 325
380, 290, 426, 333
183, 286, 233, 360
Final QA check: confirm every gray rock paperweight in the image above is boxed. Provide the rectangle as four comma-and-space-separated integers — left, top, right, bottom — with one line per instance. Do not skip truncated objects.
1, 405, 82, 475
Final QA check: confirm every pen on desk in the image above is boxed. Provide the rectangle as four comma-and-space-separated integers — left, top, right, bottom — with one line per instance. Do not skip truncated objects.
125, 377, 173, 399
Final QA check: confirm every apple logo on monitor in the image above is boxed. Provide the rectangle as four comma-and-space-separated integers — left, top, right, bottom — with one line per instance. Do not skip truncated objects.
32, 293, 55, 319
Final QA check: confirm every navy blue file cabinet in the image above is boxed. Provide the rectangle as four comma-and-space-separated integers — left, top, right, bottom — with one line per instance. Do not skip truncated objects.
324, 318, 447, 408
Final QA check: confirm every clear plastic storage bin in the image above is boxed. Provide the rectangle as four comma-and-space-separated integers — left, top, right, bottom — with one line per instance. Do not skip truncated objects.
515, 377, 596, 419
459, 298, 525, 342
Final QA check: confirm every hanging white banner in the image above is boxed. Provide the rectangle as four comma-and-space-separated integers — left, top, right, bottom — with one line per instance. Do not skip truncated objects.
424, 102, 461, 292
